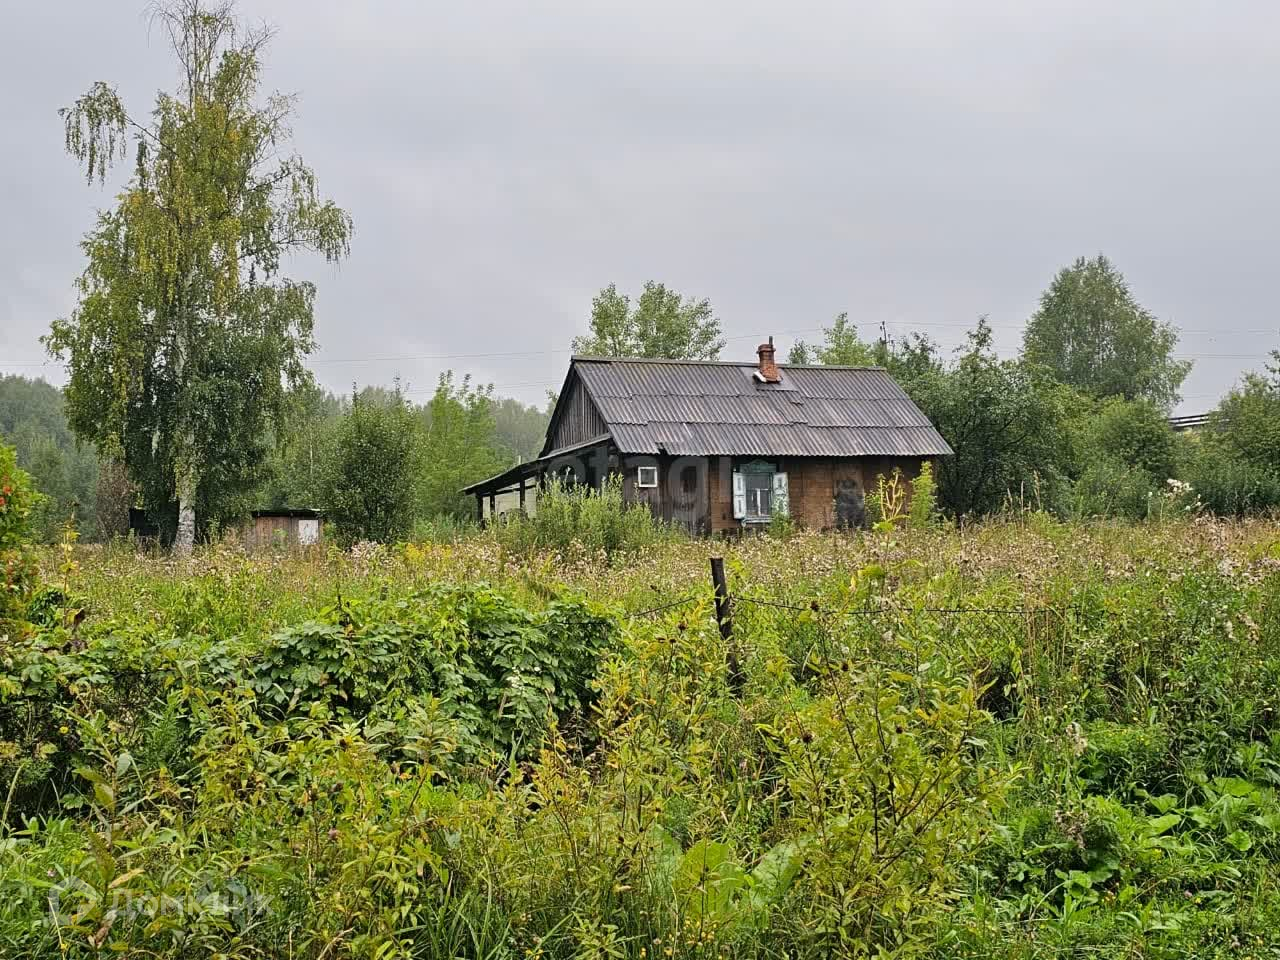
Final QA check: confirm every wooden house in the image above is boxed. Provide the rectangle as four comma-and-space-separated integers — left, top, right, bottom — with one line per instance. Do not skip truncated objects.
464, 340, 952, 534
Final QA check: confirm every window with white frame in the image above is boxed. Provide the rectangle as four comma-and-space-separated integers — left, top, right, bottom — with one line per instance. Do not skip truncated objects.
732, 461, 789, 522
636, 465, 659, 488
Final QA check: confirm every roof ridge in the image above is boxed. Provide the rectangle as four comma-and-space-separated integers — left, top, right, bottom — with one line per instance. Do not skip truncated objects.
571, 355, 887, 371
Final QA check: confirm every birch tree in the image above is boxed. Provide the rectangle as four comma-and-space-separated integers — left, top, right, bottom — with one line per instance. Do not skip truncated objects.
46, 0, 352, 554
573, 282, 724, 359
1022, 255, 1190, 409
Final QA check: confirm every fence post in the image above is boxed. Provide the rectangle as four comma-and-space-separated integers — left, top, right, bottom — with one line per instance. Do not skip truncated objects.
710, 556, 742, 693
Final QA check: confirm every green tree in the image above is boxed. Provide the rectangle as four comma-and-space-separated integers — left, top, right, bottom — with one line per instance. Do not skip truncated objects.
1157, 368, 1280, 518
259, 382, 343, 510
789, 316, 942, 391
45, 0, 352, 555
573, 282, 724, 359
912, 319, 1072, 516
1022, 255, 1190, 408
418, 373, 508, 519
0, 376, 100, 542
319, 386, 421, 545
94, 458, 136, 540
492, 395, 551, 463
1207, 374, 1280, 469
877, 332, 944, 387
788, 313, 878, 366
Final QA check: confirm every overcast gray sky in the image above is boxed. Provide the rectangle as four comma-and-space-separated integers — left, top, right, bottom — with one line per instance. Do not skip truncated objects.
3, 1, 1278, 413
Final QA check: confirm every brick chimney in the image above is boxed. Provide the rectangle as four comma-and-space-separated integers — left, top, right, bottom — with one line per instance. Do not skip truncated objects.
756, 336, 781, 383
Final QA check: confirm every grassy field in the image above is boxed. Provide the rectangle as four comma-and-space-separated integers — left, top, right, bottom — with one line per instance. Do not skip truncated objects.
4, 517, 1280, 957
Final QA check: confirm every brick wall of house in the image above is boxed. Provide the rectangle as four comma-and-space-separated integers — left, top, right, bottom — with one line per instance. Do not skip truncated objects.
706, 456, 928, 534
783, 457, 834, 528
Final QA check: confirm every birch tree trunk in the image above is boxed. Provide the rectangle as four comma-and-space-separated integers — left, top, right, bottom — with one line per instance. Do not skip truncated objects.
174, 455, 198, 556
171, 259, 197, 557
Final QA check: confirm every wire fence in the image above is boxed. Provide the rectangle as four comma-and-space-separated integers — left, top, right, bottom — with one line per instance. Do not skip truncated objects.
624, 559, 1088, 722
628, 586, 1082, 649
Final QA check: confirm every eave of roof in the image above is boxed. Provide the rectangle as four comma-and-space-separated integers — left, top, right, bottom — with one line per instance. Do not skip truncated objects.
462, 434, 613, 494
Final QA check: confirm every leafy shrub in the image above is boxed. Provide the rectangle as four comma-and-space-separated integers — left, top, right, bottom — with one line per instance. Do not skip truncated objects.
909, 459, 941, 528
766, 511, 798, 538
1079, 720, 1172, 793
1083, 396, 1178, 479
0, 442, 42, 627
1208, 373, 1280, 469
236, 584, 616, 759
492, 475, 678, 556
1070, 458, 1158, 520
1180, 446, 1280, 516
318, 387, 422, 545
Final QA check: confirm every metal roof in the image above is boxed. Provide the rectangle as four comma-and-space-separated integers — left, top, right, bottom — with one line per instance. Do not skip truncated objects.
572, 357, 953, 458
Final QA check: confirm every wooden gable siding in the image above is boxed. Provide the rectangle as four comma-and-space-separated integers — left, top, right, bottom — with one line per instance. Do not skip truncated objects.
549, 374, 609, 451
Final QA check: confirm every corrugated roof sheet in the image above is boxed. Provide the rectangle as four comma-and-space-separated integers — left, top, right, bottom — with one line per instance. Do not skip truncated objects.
573, 358, 953, 457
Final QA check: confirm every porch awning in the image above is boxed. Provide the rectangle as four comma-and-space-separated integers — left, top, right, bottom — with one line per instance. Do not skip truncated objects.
461, 434, 612, 496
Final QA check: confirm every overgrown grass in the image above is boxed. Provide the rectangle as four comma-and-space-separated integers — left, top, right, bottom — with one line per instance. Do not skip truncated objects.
3, 519, 1280, 957
488, 475, 684, 557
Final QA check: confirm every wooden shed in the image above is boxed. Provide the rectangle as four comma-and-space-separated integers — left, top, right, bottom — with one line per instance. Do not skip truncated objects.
245, 508, 322, 547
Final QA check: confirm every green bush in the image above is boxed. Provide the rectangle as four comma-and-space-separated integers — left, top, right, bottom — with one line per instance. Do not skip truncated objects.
492, 475, 679, 556
247, 585, 616, 759
1083, 396, 1178, 479
1079, 720, 1172, 793
1181, 448, 1280, 516
1070, 458, 1159, 520
909, 459, 941, 528
0, 442, 42, 627
318, 388, 422, 546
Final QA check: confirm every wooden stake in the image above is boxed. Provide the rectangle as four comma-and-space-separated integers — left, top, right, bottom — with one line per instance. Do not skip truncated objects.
710, 556, 742, 693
